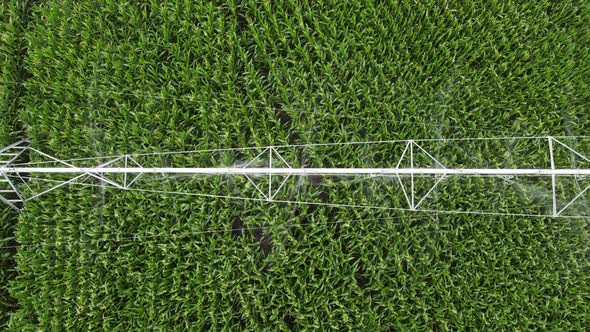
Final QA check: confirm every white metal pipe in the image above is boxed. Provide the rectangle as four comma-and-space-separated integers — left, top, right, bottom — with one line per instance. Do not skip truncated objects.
2, 167, 590, 176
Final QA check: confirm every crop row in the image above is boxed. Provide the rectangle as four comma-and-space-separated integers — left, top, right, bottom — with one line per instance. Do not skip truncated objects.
0, 0, 39, 327
3, 0, 590, 330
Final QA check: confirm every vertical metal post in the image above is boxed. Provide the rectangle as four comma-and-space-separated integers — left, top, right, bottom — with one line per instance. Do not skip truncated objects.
410, 140, 415, 209
268, 147, 272, 201
548, 136, 557, 216
124, 155, 128, 189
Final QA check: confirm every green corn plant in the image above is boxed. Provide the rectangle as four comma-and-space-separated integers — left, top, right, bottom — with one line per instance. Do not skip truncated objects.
3, 0, 590, 330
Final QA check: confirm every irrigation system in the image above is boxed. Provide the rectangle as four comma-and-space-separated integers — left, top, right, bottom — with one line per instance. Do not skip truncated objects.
1, 136, 589, 217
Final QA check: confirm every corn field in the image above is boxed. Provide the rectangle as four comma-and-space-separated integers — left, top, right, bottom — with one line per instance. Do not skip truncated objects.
1, 0, 590, 330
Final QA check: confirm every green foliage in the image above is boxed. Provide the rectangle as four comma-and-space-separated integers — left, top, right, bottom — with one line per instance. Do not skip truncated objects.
0, 208, 18, 329
0, 0, 33, 143
0, 0, 38, 327
3, 0, 590, 330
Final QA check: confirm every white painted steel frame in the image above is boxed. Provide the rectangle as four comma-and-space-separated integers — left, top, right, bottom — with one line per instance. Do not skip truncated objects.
1, 136, 589, 217
2, 167, 590, 176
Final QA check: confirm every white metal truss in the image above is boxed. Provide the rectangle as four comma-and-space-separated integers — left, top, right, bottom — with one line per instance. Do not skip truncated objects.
0, 139, 29, 210
0, 136, 589, 217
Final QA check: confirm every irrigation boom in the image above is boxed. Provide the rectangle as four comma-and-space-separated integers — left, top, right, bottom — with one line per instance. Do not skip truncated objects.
3, 167, 590, 176
1, 137, 590, 217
